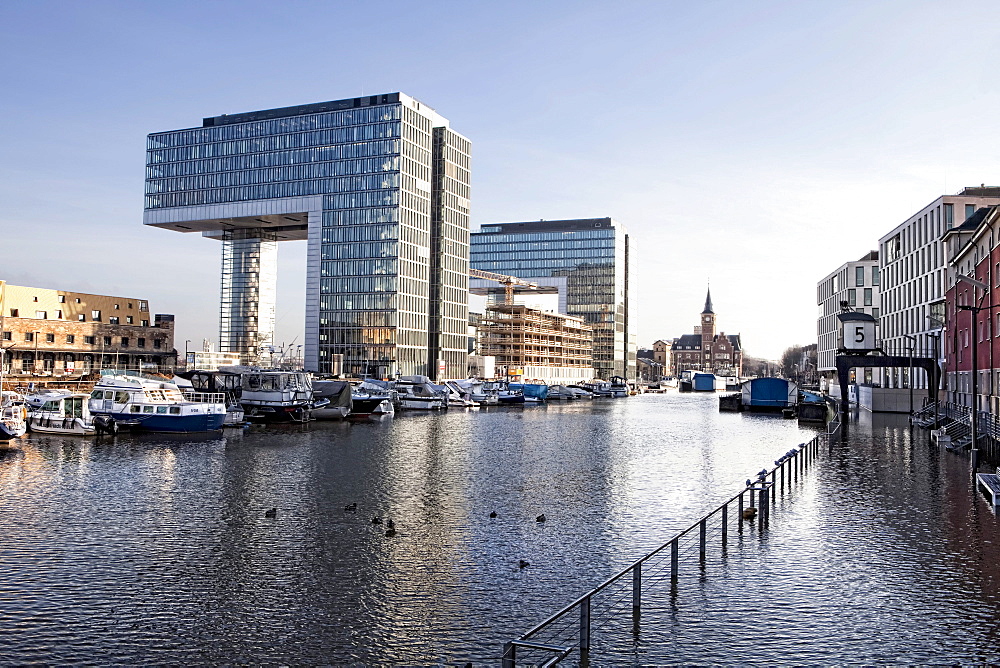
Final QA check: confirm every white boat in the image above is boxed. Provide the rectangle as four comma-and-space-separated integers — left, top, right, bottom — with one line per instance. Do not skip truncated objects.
394, 376, 445, 410
609, 376, 630, 398
0, 391, 27, 440
442, 380, 480, 408
88, 371, 227, 433
180, 370, 245, 425
312, 380, 353, 420
27, 391, 96, 435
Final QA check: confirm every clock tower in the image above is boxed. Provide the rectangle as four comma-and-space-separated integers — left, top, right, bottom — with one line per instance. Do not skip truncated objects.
701, 288, 715, 366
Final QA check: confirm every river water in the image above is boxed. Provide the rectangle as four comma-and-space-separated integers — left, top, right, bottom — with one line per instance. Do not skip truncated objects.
0, 393, 998, 665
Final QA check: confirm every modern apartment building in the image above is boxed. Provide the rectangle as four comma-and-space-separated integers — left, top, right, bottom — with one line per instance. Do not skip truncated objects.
0, 281, 176, 376
942, 205, 1000, 413
816, 251, 881, 384
144, 92, 471, 378
877, 187, 1000, 390
469, 218, 634, 379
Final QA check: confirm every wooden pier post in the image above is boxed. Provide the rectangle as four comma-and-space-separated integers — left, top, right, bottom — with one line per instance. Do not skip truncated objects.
580, 595, 591, 654
633, 562, 642, 618
699, 518, 707, 563
721, 503, 728, 545
670, 538, 679, 582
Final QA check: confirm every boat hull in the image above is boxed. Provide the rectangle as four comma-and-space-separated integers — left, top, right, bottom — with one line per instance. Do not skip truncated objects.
28, 416, 96, 435
91, 411, 226, 433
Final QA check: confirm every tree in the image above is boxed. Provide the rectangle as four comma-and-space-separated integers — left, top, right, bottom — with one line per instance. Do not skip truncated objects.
780, 345, 803, 378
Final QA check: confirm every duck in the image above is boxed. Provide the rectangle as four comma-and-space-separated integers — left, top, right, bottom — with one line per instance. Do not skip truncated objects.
386, 518, 395, 530
344, 503, 357, 512
264, 507, 277, 519
489, 511, 497, 519
742, 507, 758, 520
384, 527, 397, 538
372, 515, 382, 525
518, 559, 530, 569
536, 514, 546, 523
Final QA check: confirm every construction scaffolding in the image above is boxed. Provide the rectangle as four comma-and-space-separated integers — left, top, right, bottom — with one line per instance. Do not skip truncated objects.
480, 304, 594, 381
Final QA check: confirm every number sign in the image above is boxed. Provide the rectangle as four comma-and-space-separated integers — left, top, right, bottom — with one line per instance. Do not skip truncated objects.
844, 320, 875, 351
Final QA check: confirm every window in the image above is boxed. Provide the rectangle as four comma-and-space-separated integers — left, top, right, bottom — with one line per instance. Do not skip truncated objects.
864, 288, 873, 306
58, 295, 65, 303
92, 310, 101, 321
78, 314, 85, 321
856, 266, 865, 286
32, 296, 37, 302
103, 336, 112, 346
153, 339, 162, 349
84, 336, 95, 345
872, 266, 880, 286
54, 310, 62, 319
114, 304, 120, 310
75, 298, 81, 303
121, 337, 129, 347
966, 204, 976, 220
126, 316, 133, 324
137, 338, 145, 348
66, 335, 75, 344
872, 307, 879, 319
9, 309, 17, 317
139, 301, 148, 311
128, 302, 133, 309
35, 311, 47, 319
45, 333, 54, 343
848, 289, 856, 306
141, 320, 149, 327
109, 317, 120, 325
1, 332, 10, 341
24, 332, 33, 342
944, 203, 954, 229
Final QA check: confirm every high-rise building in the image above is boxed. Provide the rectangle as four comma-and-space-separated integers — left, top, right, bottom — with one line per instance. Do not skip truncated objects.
469, 218, 633, 379
144, 92, 471, 378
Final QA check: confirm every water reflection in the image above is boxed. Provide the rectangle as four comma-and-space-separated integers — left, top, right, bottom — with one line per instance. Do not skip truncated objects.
0, 395, 997, 663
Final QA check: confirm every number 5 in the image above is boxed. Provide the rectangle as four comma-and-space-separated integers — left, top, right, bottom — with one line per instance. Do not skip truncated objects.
854, 326, 865, 344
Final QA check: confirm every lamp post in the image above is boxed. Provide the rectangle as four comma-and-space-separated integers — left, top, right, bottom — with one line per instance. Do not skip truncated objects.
957, 274, 988, 474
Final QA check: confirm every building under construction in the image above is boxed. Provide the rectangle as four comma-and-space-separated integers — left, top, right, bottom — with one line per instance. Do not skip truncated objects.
479, 304, 594, 383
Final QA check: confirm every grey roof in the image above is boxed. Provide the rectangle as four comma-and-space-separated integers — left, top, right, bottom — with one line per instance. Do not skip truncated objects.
703, 288, 714, 314
672, 334, 702, 348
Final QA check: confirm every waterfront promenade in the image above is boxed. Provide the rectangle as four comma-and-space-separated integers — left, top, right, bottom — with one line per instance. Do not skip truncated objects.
0, 394, 997, 664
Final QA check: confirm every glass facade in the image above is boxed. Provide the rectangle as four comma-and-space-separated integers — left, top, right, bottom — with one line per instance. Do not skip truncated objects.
145, 93, 470, 376
470, 218, 633, 379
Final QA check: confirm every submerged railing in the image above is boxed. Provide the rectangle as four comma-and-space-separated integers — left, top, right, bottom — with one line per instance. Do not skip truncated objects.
502, 414, 841, 666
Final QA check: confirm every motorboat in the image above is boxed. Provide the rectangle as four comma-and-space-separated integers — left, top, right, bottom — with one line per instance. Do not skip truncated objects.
442, 380, 480, 408
235, 368, 327, 423
394, 376, 445, 410
508, 382, 548, 403
312, 380, 353, 420
609, 376, 629, 398
350, 379, 395, 416
26, 391, 96, 435
88, 371, 227, 432
180, 369, 246, 425
0, 391, 27, 440
545, 385, 576, 400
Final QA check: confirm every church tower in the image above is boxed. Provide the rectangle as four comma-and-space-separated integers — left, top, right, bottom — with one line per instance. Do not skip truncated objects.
701, 287, 715, 368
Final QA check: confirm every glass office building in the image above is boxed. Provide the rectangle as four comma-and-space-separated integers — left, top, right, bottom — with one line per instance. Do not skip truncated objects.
144, 92, 471, 377
470, 218, 634, 379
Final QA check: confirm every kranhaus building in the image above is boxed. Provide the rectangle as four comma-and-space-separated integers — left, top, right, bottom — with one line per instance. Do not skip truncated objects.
144, 93, 471, 378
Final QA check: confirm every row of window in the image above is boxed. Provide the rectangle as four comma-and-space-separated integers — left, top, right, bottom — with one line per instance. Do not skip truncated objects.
146, 158, 400, 194
149, 105, 403, 149
147, 183, 400, 210
471, 239, 615, 254
471, 249, 615, 262
2, 331, 162, 348
148, 140, 403, 179
472, 229, 616, 242
147, 123, 403, 165
471, 259, 616, 275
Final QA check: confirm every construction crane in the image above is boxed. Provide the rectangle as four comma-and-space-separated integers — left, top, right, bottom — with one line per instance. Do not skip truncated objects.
469, 268, 538, 305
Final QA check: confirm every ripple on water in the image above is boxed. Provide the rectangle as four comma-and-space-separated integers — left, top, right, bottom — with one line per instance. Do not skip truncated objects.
1, 396, 999, 664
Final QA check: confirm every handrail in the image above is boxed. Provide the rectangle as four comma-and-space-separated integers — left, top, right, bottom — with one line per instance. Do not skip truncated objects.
504, 417, 839, 665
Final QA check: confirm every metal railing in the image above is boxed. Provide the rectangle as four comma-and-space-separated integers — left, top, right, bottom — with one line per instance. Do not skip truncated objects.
502, 415, 841, 666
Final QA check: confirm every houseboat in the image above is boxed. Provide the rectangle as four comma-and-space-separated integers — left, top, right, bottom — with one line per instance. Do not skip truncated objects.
27, 391, 96, 435
88, 371, 227, 432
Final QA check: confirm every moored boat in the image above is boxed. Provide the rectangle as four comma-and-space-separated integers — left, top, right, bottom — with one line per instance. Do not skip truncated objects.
312, 380, 353, 420
27, 391, 96, 435
236, 368, 326, 422
394, 376, 445, 410
88, 371, 227, 432
0, 391, 27, 440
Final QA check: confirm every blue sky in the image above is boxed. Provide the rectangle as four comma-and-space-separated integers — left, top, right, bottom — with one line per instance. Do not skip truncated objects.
3, 0, 1000, 360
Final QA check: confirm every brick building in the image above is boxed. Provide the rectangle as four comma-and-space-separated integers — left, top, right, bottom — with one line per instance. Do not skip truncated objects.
670, 289, 742, 377
0, 281, 176, 378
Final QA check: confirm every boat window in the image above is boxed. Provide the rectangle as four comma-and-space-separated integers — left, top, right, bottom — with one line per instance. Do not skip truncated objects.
169, 407, 180, 414
115, 391, 129, 403
156, 406, 168, 414
42, 401, 60, 411
131, 405, 141, 413
90, 390, 103, 400
142, 406, 154, 413
67, 398, 83, 417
